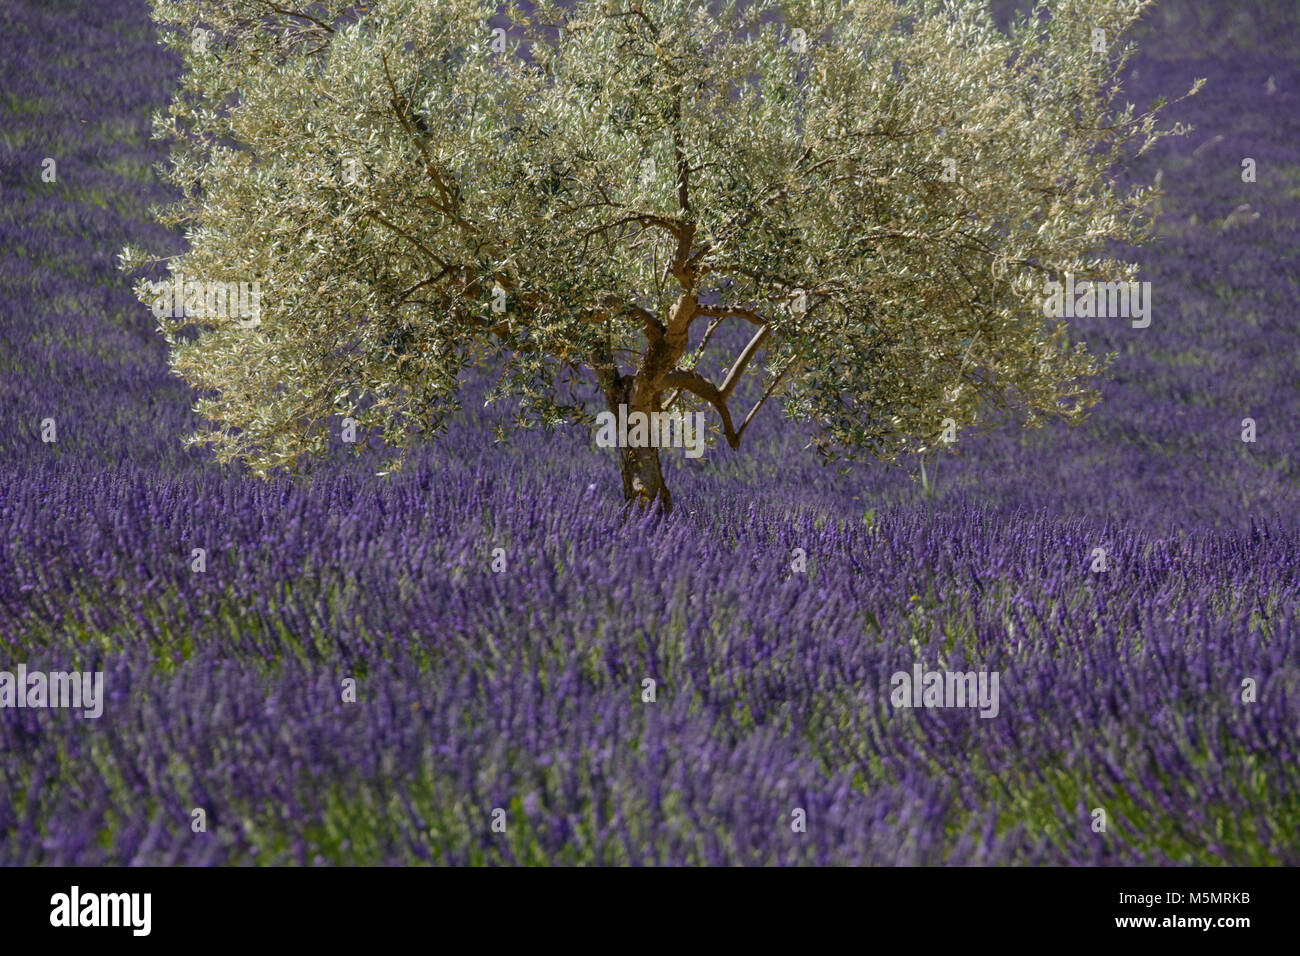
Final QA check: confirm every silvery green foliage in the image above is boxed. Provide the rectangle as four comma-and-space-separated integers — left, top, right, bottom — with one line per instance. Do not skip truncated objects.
123, 0, 1195, 480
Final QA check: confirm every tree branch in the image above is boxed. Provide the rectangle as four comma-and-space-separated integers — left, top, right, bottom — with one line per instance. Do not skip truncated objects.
574, 213, 684, 244
381, 51, 475, 235
720, 325, 771, 399
365, 209, 446, 269
695, 305, 765, 326
737, 359, 799, 437
663, 353, 799, 449
661, 369, 741, 448
258, 0, 335, 33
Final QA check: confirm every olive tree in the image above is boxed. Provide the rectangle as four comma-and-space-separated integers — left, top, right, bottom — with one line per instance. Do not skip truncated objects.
123, 0, 1193, 512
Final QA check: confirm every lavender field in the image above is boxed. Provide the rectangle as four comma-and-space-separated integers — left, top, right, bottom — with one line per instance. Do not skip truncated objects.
1, 0, 1298, 865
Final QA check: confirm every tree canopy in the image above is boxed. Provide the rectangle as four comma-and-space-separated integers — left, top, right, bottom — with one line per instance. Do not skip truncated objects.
123, 0, 1195, 511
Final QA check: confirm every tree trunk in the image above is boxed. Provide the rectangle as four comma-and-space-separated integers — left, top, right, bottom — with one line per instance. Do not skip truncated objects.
609, 378, 673, 514
620, 442, 672, 513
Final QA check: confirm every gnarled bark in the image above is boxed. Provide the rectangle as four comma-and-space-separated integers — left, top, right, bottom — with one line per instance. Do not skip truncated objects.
608, 376, 672, 513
